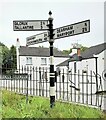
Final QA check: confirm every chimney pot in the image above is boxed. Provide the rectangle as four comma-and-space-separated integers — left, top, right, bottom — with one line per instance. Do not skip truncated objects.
77, 48, 81, 56
16, 38, 20, 48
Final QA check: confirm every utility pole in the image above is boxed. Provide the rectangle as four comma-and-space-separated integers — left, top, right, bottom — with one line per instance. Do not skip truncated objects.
48, 11, 55, 108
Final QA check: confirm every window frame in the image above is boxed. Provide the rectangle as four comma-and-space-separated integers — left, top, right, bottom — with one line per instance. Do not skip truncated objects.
26, 57, 32, 65
41, 58, 47, 65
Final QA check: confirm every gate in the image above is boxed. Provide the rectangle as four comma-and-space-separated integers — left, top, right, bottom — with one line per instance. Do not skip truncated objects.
0, 66, 104, 110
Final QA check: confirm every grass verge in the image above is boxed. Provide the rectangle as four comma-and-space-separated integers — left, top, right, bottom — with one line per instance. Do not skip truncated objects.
1, 90, 106, 119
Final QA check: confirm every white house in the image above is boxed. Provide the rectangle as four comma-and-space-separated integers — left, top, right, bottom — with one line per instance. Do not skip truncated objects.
16, 39, 69, 70
69, 43, 106, 90
57, 42, 106, 88
57, 42, 106, 111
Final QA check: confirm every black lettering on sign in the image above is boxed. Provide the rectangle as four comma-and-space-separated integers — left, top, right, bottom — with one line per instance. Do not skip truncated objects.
41, 21, 43, 29
72, 30, 74, 34
21, 26, 33, 30
43, 21, 45, 25
82, 28, 84, 33
44, 33, 47, 37
57, 28, 60, 33
39, 39, 42, 42
15, 25, 19, 29
27, 36, 35, 41
44, 37, 47, 41
82, 27, 87, 33
70, 25, 73, 29
57, 25, 73, 34
84, 27, 87, 32
85, 23, 87, 26
16, 21, 28, 25
57, 29, 75, 38
14, 22, 18, 25
57, 33, 60, 37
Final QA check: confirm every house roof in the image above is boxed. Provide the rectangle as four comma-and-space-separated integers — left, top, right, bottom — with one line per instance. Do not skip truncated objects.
81, 42, 106, 59
57, 42, 106, 66
57, 59, 70, 66
19, 46, 69, 57
57, 54, 82, 66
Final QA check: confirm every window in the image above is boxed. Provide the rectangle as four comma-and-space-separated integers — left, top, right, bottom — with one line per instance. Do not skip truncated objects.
26, 57, 32, 65
48, 58, 50, 65
41, 58, 47, 65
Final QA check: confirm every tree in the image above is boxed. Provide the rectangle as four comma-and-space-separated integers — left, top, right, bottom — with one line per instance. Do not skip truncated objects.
0, 42, 17, 73
80, 45, 88, 52
0, 42, 9, 72
9, 45, 17, 69
62, 50, 70, 55
62, 44, 88, 55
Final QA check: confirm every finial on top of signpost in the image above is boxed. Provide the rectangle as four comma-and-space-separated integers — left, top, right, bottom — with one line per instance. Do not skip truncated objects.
48, 11, 53, 20
49, 11, 52, 16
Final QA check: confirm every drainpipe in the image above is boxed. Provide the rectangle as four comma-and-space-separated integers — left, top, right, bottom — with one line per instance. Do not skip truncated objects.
93, 54, 99, 92
95, 57, 98, 92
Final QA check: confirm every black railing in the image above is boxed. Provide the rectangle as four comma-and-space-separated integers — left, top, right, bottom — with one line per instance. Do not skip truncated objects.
0, 66, 104, 109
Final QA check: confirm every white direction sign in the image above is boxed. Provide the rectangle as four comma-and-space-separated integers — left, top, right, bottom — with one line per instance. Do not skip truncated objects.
53, 20, 90, 39
26, 20, 90, 45
26, 32, 49, 46
13, 20, 48, 31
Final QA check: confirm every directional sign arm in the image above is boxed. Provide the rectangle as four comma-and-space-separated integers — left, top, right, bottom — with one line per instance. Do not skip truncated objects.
13, 20, 49, 31
53, 20, 90, 40
26, 32, 49, 46
26, 19, 90, 45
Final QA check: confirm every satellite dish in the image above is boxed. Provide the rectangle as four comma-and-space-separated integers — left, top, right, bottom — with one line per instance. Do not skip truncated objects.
102, 69, 106, 81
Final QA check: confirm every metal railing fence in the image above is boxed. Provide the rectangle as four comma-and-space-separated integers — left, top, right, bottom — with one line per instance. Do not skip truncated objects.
0, 66, 104, 109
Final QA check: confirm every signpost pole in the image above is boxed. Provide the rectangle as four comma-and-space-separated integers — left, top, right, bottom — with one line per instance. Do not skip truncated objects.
13, 12, 90, 108
48, 11, 55, 108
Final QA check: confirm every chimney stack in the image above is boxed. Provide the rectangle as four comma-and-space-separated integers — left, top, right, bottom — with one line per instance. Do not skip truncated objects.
16, 38, 20, 48
70, 43, 81, 56
77, 48, 81, 56
16, 38, 20, 70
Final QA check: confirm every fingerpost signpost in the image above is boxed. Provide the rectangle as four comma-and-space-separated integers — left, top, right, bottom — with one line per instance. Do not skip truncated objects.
13, 11, 90, 108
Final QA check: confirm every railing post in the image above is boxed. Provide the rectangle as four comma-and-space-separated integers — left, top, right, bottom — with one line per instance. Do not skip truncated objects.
39, 67, 41, 96
26, 73, 28, 104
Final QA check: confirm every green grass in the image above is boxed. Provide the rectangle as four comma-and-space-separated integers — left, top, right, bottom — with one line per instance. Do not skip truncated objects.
1, 90, 106, 119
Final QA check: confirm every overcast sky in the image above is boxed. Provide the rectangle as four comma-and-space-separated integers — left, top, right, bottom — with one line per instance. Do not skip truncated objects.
0, 0, 105, 50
